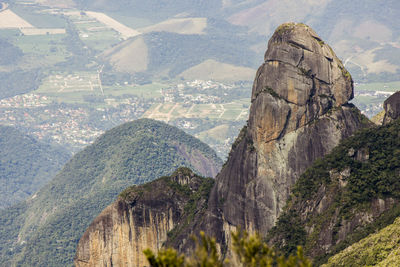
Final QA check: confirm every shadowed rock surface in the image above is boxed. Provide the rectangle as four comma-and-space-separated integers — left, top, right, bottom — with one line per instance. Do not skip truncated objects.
383, 91, 400, 125
174, 22, 370, 256
74, 23, 372, 266
268, 118, 400, 266
74, 168, 213, 267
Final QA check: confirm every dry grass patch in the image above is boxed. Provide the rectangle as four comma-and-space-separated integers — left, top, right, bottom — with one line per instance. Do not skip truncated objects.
0, 9, 33, 28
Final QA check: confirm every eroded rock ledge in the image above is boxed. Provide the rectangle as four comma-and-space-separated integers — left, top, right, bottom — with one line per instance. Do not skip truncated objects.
74, 168, 213, 267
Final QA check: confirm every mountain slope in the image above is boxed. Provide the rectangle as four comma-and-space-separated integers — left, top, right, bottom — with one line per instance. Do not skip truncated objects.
75, 23, 372, 266
0, 119, 222, 267
0, 125, 71, 209
101, 29, 261, 79
268, 117, 400, 265
76, 0, 400, 83
170, 23, 371, 257
322, 216, 400, 267
75, 167, 213, 267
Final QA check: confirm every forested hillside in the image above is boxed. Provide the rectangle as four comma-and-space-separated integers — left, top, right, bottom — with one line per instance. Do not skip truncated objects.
0, 119, 222, 266
0, 125, 70, 208
269, 118, 400, 265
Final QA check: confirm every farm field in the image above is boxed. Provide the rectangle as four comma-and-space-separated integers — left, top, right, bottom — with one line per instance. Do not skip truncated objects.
13, 34, 69, 64
355, 81, 400, 92
143, 99, 249, 122
103, 83, 165, 99
85, 11, 141, 39
0, 9, 33, 28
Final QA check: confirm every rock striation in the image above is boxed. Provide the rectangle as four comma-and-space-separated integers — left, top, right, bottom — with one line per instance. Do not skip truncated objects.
176, 22, 370, 255
383, 91, 400, 125
268, 117, 400, 265
74, 168, 213, 267
74, 23, 372, 266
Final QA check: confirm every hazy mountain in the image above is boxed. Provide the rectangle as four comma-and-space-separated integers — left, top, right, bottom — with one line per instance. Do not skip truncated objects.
0, 119, 222, 266
72, 0, 400, 83
0, 125, 71, 209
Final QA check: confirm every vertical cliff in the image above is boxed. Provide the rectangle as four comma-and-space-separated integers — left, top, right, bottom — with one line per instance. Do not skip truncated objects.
75, 23, 372, 266
74, 168, 213, 267
267, 116, 400, 265
178, 23, 370, 254
383, 91, 400, 125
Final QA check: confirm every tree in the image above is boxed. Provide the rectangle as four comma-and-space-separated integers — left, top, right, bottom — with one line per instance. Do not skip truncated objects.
144, 230, 312, 267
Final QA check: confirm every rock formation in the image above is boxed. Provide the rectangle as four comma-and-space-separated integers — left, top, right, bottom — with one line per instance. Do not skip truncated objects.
383, 91, 400, 125
74, 168, 213, 267
75, 23, 372, 266
176, 22, 370, 254
268, 116, 400, 265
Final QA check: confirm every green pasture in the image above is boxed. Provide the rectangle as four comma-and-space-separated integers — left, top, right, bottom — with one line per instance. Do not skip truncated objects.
355, 81, 400, 92
11, 5, 66, 28
104, 83, 164, 99
13, 34, 68, 64
0, 29, 21, 38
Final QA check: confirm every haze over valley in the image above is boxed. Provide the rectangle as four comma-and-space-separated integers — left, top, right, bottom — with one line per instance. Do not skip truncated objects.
1, 1, 400, 266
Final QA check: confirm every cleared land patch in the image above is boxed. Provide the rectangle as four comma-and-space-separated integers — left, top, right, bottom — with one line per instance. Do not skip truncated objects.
139, 17, 207, 35
179, 59, 256, 82
85, 11, 141, 39
142, 100, 249, 122
0, 9, 33, 28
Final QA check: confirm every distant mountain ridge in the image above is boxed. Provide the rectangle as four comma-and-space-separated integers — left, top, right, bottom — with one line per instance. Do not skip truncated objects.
74, 0, 400, 83
0, 119, 222, 266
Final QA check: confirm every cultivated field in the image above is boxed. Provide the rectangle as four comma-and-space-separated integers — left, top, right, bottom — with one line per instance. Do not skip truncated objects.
20, 28, 65, 35
143, 99, 249, 122
180, 59, 256, 82
140, 17, 207, 35
85, 11, 141, 39
0, 9, 33, 28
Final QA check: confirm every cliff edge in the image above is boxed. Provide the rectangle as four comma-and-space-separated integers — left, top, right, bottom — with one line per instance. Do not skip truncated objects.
178, 22, 370, 255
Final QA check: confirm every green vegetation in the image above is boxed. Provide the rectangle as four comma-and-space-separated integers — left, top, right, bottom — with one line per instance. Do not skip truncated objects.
323, 217, 400, 267
0, 119, 221, 267
0, 125, 70, 209
0, 37, 22, 65
11, 5, 66, 28
338, 64, 352, 82
165, 174, 214, 244
145, 230, 311, 267
268, 118, 400, 264
254, 86, 281, 100
0, 69, 43, 100
274, 23, 295, 37
356, 81, 400, 92
143, 31, 259, 78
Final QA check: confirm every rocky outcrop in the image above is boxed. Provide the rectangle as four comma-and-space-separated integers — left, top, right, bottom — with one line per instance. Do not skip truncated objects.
74, 23, 372, 266
74, 168, 213, 267
268, 119, 400, 265
175, 23, 370, 255
383, 91, 400, 125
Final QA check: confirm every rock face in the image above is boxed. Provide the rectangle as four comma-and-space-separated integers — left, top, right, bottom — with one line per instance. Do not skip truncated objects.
383, 91, 400, 125
176, 23, 369, 254
74, 168, 213, 267
268, 119, 400, 265
74, 23, 372, 266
